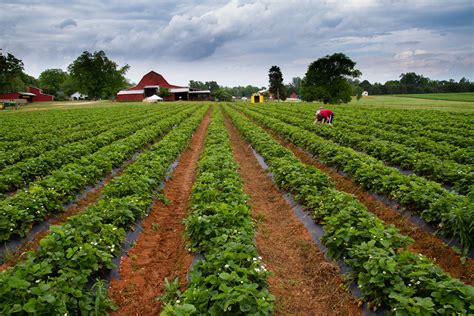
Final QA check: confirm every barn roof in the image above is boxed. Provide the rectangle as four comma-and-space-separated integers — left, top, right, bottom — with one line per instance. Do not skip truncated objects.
129, 71, 184, 90
117, 89, 144, 95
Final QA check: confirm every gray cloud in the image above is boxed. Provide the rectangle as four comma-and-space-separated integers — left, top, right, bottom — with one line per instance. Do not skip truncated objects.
0, 0, 473, 86
56, 18, 77, 29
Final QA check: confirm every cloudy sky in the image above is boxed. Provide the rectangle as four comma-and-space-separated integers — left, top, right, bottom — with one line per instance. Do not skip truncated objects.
1, 0, 473, 87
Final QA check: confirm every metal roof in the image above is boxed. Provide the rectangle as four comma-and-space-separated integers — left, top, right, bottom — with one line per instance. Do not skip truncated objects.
189, 90, 211, 94
170, 88, 189, 93
18, 92, 36, 96
117, 89, 144, 95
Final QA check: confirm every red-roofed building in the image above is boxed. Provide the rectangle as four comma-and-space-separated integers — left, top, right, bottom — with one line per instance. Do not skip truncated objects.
116, 71, 210, 102
28, 87, 54, 102
0, 87, 53, 103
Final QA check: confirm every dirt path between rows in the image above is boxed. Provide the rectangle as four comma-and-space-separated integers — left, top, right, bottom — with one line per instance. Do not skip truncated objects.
107, 110, 211, 315
245, 114, 474, 286
223, 111, 360, 315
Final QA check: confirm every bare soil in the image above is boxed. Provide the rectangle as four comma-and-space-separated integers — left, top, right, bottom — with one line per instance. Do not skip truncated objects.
253, 119, 474, 286
224, 111, 361, 315
107, 111, 211, 315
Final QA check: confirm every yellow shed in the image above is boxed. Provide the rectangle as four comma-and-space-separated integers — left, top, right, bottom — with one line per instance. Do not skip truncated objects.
251, 93, 263, 103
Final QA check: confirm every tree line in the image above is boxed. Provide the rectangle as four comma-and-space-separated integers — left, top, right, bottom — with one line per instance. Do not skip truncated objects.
188, 80, 265, 101
268, 55, 473, 103
0, 49, 130, 100
350, 73, 474, 96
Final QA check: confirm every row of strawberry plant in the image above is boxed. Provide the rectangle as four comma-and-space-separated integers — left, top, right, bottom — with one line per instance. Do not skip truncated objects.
0, 107, 157, 169
267, 105, 473, 165
0, 106, 187, 194
162, 107, 273, 315
287, 103, 474, 149
0, 106, 208, 315
225, 106, 474, 315
333, 105, 473, 137
0, 106, 198, 242
248, 105, 473, 194
0, 109, 97, 142
0, 105, 139, 147
233, 105, 474, 253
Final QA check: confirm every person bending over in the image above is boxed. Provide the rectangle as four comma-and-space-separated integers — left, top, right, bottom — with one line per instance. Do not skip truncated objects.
313, 107, 334, 126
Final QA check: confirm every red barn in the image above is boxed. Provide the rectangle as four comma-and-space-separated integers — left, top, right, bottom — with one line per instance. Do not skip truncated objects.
0, 87, 53, 103
28, 87, 54, 102
117, 71, 210, 102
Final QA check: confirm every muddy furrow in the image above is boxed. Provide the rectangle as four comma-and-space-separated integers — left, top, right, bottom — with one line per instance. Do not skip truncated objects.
241, 112, 474, 286
223, 111, 361, 315
107, 111, 211, 315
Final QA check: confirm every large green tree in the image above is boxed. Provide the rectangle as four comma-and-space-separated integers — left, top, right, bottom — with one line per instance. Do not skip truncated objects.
268, 65, 287, 100
38, 68, 69, 98
0, 50, 26, 93
68, 51, 129, 99
301, 53, 361, 103
399, 72, 429, 93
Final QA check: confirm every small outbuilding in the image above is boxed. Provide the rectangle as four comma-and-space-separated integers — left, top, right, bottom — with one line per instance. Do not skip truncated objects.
251, 93, 263, 103
71, 92, 87, 100
362, 91, 369, 97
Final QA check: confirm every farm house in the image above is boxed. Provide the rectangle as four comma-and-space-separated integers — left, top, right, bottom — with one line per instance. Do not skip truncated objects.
116, 71, 210, 102
0, 86, 54, 103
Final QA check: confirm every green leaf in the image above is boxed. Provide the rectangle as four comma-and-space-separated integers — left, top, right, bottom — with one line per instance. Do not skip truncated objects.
8, 277, 30, 289
41, 293, 56, 304
23, 299, 37, 313
9, 304, 23, 313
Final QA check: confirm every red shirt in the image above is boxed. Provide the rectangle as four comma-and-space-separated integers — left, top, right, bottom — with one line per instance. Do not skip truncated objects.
319, 109, 333, 119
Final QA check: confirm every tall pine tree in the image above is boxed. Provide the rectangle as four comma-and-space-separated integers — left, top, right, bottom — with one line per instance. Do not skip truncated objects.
268, 65, 287, 101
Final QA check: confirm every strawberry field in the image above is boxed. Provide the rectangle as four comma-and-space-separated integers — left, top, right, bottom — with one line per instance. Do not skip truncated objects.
0, 99, 473, 315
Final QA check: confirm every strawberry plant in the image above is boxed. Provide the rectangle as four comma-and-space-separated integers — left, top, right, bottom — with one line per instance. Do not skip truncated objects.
164, 107, 274, 315
225, 105, 473, 314
0, 106, 209, 314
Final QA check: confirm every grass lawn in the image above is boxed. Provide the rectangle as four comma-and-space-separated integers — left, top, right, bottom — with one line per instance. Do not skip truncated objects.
347, 95, 474, 112
395, 92, 474, 102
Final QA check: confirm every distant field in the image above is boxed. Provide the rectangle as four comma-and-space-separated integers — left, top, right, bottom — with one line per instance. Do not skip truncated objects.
396, 92, 474, 102
348, 95, 474, 112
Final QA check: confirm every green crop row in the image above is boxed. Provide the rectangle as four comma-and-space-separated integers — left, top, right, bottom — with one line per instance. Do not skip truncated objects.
162, 107, 274, 315
277, 103, 473, 149
0, 106, 197, 242
0, 106, 208, 315
247, 105, 473, 195
0, 109, 100, 142
0, 106, 187, 194
225, 106, 474, 315
234, 105, 473, 252
0, 106, 161, 169
266, 105, 473, 165
337, 108, 473, 138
